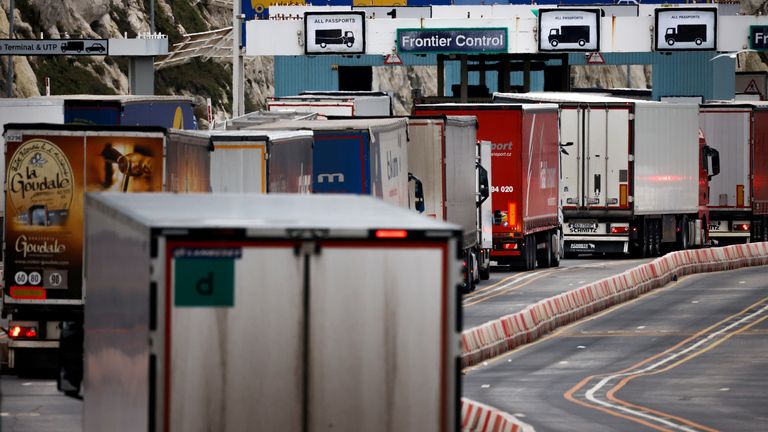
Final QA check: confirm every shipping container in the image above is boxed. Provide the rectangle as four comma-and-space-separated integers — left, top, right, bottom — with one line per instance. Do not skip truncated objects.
247, 118, 412, 209
268, 92, 392, 117
168, 129, 313, 194
2, 124, 211, 387
414, 104, 561, 270
407, 116, 486, 289
495, 92, 713, 256
700, 102, 768, 243
83, 193, 461, 432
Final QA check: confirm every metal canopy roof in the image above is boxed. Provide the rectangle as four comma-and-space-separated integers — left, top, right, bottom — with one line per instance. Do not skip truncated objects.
155, 27, 233, 70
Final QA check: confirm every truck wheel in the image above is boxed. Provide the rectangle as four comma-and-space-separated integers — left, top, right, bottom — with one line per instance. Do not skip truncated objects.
695, 38, 703, 46
667, 39, 675, 46
678, 216, 689, 251
537, 234, 552, 268
550, 40, 559, 47
524, 235, 536, 271
320, 43, 327, 48
641, 219, 652, 258
550, 232, 561, 267
578, 39, 586, 47
346, 41, 354, 48
479, 264, 490, 280
651, 220, 662, 257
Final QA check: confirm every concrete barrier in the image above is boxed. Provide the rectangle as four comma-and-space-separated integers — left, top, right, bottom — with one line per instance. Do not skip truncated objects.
461, 398, 534, 432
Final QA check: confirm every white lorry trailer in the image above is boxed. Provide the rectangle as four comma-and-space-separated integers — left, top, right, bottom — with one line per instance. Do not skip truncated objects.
406, 116, 488, 290
83, 193, 461, 432
699, 102, 768, 243
494, 92, 715, 256
168, 129, 314, 194
267, 91, 392, 117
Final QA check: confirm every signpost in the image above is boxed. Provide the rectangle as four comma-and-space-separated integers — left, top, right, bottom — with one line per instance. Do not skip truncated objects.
538, 9, 600, 53
397, 28, 507, 54
750, 25, 768, 51
0, 39, 108, 56
304, 12, 366, 55
654, 8, 717, 51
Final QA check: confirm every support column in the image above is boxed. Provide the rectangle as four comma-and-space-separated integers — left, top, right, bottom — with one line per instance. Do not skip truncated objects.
6, 0, 15, 97
460, 55, 468, 102
129, 57, 155, 95
233, 2, 245, 117
437, 55, 445, 97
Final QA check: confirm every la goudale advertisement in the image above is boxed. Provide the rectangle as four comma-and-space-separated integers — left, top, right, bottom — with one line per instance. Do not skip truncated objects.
5, 134, 163, 300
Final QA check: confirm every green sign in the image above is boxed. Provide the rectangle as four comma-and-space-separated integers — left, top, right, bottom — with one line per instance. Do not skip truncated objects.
174, 257, 235, 307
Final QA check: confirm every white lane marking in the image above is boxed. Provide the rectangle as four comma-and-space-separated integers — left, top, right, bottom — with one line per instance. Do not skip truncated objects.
739, 281, 745, 284
719, 388, 730, 392
692, 300, 700, 304
481, 384, 491, 389
513, 413, 527, 418
22, 382, 56, 387
583, 303, 768, 431
464, 271, 545, 302
636, 326, 646, 330
559, 361, 569, 365
0, 412, 41, 417
577, 345, 587, 349
578, 280, 586, 284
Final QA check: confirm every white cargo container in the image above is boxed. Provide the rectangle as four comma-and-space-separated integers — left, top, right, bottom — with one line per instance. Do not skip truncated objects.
168, 129, 314, 194
494, 92, 711, 256
268, 91, 392, 117
406, 116, 484, 289
83, 193, 460, 432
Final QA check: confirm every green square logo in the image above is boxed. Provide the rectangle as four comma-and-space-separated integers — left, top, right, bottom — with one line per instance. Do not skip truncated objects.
174, 258, 235, 307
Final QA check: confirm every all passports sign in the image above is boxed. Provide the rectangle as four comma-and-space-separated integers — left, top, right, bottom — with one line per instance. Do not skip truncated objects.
0, 39, 108, 56
655, 8, 717, 51
397, 28, 507, 54
305, 12, 365, 55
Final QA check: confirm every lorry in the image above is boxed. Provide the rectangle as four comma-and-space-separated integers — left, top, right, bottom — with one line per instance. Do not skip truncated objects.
548, 25, 590, 47
414, 104, 562, 271
83, 193, 461, 432
315, 29, 356, 48
0, 96, 198, 226
494, 92, 718, 257
2, 124, 210, 391
665, 24, 707, 46
236, 118, 415, 210
169, 129, 314, 194
699, 102, 768, 243
406, 116, 489, 291
267, 91, 392, 117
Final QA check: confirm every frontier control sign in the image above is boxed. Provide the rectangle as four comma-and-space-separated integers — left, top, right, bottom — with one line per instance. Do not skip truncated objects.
397, 28, 507, 54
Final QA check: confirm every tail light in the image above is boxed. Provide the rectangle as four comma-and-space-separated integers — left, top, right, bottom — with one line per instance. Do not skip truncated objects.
610, 225, 629, 234
733, 223, 750, 232
375, 230, 408, 238
502, 243, 518, 250
9, 325, 38, 339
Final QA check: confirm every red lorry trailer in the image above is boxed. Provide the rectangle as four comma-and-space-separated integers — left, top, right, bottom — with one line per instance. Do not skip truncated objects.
699, 102, 768, 243
415, 104, 561, 270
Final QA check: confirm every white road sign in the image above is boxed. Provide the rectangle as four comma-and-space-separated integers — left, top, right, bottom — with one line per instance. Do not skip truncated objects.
539, 9, 600, 52
655, 8, 717, 51
0, 39, 109, 56
304, 12, 365, 55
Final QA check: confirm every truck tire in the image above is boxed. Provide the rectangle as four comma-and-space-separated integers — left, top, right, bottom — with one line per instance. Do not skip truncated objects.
578, 39, 586, 47
550, 232, 561, 267
536, 233, 552, 268
550, 39, 559, 47
678, 216, 689, 251
651, 220, 662, 257
667, 39, 675, 46
320, 43, 327, 48
641, 219, 652, 258
479, 250, 491, 280
524, 234, 536, 271
695, 38, 703, 46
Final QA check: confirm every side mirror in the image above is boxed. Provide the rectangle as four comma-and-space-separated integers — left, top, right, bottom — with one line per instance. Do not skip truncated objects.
560, 141, 573, 156
703, 145, 721, 180
409, 172, 426, 213
477, 163, 489, 206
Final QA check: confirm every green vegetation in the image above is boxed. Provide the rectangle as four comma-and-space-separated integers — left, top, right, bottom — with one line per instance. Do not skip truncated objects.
35, 56, 116, 95
156, 58, 231, 111
170, 0, 208, 35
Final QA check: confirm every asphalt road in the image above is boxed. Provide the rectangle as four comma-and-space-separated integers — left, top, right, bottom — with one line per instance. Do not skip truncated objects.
464, 256, 655, 330
0, 374, 81, 432
463, 265, 768, 432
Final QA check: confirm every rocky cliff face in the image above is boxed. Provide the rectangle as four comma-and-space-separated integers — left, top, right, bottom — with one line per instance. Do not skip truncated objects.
0, 1, 766, 122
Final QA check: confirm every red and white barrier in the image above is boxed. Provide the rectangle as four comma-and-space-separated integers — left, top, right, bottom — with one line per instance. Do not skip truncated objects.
461, 398, 535, 432
461, 243, 768, 368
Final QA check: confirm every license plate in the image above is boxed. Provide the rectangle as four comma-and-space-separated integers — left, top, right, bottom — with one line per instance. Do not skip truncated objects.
709, 221, 724, 231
